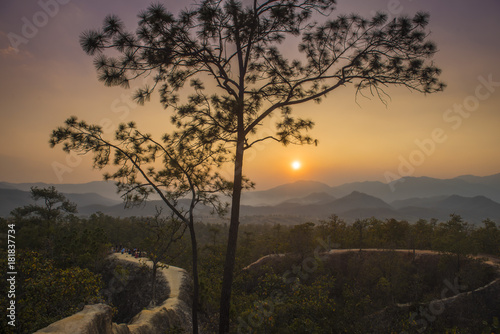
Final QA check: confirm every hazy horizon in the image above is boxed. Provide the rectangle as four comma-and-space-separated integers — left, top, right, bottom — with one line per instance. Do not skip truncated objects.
1, 171, 499, 192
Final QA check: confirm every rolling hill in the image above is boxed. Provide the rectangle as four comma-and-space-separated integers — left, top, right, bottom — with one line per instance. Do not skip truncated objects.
241, 180, 333, 206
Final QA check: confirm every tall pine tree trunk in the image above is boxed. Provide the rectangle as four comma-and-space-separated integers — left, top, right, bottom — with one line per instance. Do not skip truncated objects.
189, 221, 199, 334
219, 129, 245, 334
151, 262, 157, 307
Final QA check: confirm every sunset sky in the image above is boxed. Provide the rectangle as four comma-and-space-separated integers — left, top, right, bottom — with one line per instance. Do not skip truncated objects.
0, 0, 499, 190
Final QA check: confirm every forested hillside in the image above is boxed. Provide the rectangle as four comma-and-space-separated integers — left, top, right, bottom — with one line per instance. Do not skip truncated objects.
1, 188, 499, 333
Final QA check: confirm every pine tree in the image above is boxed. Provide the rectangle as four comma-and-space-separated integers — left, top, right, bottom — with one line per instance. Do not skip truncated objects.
58, 1, 444, 331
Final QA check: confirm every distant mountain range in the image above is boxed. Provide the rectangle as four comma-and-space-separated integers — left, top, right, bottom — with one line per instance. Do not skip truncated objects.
240, 191, 500, 224
0, 181, 121, 201
1, 173, 499, 224
241, 173, 500, 205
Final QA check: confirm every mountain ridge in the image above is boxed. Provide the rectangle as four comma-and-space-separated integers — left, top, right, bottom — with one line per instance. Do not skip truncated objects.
1, 173, 499, 223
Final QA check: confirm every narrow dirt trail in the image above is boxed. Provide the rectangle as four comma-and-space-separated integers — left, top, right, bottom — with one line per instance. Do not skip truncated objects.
326, 248, 500, 271
110, 252, 186, 303
109, 253, 193, 333
244, 248, 500, 272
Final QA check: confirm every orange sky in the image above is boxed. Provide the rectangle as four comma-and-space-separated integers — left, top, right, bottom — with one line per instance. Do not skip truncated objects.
0, 0, 499, 190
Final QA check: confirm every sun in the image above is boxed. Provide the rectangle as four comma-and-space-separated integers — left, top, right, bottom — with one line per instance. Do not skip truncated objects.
291, 160, 302, 170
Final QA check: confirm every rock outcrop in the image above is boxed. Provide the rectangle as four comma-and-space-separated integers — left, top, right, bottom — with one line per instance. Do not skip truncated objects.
35, 253, 193, 334
34, 304, 113, 334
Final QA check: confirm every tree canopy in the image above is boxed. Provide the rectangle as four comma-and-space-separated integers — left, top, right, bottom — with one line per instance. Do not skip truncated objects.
79, 0, 444, 149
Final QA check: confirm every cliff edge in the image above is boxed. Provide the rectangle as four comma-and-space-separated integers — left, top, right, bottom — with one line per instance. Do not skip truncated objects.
34, 253, 193, 334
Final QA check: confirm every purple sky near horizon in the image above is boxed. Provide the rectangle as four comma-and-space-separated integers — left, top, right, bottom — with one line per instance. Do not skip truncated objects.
0, 0, 499, 190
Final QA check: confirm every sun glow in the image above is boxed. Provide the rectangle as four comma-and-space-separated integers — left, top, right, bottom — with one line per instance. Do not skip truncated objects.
291, 160, 302, 170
